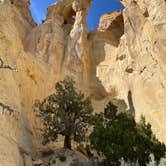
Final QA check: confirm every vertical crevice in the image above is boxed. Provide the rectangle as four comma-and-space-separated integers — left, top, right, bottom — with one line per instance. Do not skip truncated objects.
127, 90, 135, 116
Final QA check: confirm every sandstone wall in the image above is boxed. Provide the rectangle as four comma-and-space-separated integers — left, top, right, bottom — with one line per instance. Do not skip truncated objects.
97, 0, 166, 142
0, 0, 166, 165
0, 0, 59, 165
0, 0, 99, 165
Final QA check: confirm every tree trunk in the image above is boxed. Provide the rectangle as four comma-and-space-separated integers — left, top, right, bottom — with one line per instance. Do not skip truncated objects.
64, 135, 72, 149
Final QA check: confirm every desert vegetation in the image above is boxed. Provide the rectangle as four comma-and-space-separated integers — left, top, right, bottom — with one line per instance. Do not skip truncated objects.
90, 102, 166, 166
34, 77, 93, 149
34, 77, 166, 166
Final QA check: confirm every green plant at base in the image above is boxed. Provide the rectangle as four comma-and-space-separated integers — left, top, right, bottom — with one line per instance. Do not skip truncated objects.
59, 154, 67, 162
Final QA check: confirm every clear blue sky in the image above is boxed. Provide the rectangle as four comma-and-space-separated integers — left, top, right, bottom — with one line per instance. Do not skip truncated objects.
30, 0, 124, 31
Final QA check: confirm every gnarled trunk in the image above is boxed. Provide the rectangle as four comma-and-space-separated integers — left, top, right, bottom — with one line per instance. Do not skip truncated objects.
64, 135, 72, 150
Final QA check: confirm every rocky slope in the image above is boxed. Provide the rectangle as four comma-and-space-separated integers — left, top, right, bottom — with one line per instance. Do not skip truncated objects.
0, 0, 165, 165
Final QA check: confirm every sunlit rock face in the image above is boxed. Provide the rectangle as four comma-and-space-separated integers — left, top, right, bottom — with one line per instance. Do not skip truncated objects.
62, 0, 91, 86
98, 10, 123, 31
0, 0, 36, 165
10, 0, 36, 27
97, 0, 166, 142
0, 0, 99, 165
24, 0, 92, 86
0, 0, 166, 165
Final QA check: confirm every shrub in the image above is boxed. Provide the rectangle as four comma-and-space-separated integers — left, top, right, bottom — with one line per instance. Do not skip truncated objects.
59, 154, 67, 162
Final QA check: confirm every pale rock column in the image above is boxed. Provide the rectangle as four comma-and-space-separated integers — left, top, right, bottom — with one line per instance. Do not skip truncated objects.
63, 0, 91, 86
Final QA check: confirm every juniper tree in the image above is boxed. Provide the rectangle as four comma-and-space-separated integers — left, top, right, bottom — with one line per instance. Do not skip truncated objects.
34, 77, 93, 149
90, 102, 166, 166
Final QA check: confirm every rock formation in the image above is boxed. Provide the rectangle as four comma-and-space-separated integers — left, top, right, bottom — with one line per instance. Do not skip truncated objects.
0, 0, 165, 165
97, 0, 166, 142
62, 0, 91, 86
98, 10, 123, 31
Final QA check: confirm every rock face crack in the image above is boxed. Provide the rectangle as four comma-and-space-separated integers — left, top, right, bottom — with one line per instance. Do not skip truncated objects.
0, 102, 15, 114
140, 66, 147, 74
127, 91, 135, 115
0, 58, 17, 71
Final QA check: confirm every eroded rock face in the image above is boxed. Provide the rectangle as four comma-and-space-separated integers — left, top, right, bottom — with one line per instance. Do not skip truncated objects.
0, 1, 35, 165
97, 0, 166, 142
0, 0, 166, 165
0, 0, 94, 165
10, 0, 36, 27
0, 0, 64, 165
98, 10, 123, 31
62, 0, 91, 86
24, 0, 92, 85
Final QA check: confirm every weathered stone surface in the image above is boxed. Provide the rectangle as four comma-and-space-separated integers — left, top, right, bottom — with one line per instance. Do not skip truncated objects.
0, 0, 64, 165
88, 10, 124, 100
0, 1, 35, 165
97, 0, 166, 142
10, 0, 36, 27
62, 0, 91, 87
0, 0, 95, 165
98, 10, 123, 31
0, 0, 166, 165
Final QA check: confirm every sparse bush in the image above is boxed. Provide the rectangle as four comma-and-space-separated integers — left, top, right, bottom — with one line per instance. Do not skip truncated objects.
58, 154, 67, 162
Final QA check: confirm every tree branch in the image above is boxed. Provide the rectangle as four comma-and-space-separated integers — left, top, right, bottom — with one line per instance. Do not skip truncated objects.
0, 58, 17, 71
0, 102, 15, 114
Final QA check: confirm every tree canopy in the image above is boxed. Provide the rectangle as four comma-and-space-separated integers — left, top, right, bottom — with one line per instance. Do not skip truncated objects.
90, 102, 166, 166
34, 77, 93, 149
34, 78, 166, 165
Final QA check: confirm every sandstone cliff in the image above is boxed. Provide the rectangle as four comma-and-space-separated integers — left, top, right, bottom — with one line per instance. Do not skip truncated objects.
0, 0, 165, 165
97, 0, 166, 142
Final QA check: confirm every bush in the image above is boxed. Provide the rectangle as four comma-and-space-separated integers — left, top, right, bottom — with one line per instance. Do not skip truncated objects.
59, 154, 67, 162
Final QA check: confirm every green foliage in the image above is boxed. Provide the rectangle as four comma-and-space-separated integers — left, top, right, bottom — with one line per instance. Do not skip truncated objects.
58, 154, 67, 162
135, 116, 166, 165
90, 102, 166, 166
34, 77, 93, 149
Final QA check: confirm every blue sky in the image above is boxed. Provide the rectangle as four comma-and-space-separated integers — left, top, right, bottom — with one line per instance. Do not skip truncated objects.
30, 0, 124, 31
